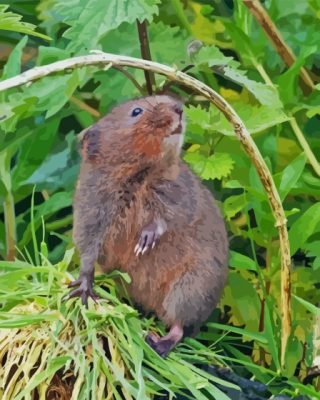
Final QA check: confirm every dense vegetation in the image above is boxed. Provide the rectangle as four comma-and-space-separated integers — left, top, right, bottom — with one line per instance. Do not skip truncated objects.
0, 0, 320, 398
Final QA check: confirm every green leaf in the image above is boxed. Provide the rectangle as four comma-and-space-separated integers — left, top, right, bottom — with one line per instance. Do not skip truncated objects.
207, 322, 267, 344
221, 271, 261, 332
223, 193, 247, 220
0, 4, 50, 40
37, 46, 71, 66
12, 119, 60, 190
184, 152, 234, 180
1, 35, 28, 80
293, 295, 320, 316
289, 203, 320, 255
56, 0, 160, 52
194, 45, 282, 107
277, 46, 317, 105
22, 72, 80, 118
185, 104, 290, 137
229, 251, 257, 271
273, 153, 307, 200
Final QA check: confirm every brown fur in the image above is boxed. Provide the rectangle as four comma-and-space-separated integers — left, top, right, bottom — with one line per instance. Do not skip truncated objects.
72, 95, 228, 339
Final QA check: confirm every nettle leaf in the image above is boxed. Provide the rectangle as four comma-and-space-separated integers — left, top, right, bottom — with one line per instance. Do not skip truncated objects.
55, 0, 160, 52
0, 4, 50, 40
7, 71, 80, 121
185, 104, 289, 137
148, 22, 190, 66
185, 105, 212, 130
194, 45, 282, 107
184, 152, 234, 180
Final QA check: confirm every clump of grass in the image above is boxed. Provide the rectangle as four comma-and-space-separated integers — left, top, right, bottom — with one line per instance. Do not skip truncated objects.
0, 248, 238, 400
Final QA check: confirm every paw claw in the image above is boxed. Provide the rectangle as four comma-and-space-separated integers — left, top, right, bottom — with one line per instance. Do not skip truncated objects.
134, 243, 139, 256
134, 222, 160, 257
66, 276, 99, 307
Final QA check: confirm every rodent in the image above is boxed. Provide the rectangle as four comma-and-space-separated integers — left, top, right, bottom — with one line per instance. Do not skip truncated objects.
69, 95, 229, 357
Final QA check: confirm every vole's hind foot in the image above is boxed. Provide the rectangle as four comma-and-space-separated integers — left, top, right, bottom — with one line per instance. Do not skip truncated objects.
134, 221, 160, 256
146, 323, 183, 358
146, 335, 174, 358
68, 276, 99, 307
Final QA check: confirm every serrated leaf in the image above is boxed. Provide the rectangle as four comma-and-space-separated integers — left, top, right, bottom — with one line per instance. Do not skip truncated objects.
194, 45, 282, 107
184, 152, 234, 180
185, 105, 211, 130
185, 104, 290, 137
0, 4, 50, 40
56, 0, 160, 52
6, 71, 80, 121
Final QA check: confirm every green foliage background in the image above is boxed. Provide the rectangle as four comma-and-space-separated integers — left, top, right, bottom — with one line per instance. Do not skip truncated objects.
0, 0, 320, 398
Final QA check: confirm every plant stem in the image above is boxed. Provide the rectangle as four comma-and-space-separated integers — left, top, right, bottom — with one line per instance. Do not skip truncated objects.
289, 118, 320, 176
31, 186, 40, 266
243, 0, 315, 94
0, 150, 16, 261
252, 61, 320, 177
46, 215, 73, 231
171, 0, 193, 34
137, 20, 155, 95
3, 191, 16, 261
70, 96, 100, 118
0, 53, 292, 368
113, 66, 145, 95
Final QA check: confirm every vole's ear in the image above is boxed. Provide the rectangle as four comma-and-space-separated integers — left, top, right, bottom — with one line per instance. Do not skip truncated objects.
79, 126, 101, 162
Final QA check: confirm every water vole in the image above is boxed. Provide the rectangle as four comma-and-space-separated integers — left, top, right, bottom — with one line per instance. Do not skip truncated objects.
69, 95, 229, 356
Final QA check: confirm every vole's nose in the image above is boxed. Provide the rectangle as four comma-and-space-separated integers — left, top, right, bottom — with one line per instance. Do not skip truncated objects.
173, 104, 183, 117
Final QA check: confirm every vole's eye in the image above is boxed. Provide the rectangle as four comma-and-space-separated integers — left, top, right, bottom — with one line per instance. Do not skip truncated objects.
131, 107, 143, 117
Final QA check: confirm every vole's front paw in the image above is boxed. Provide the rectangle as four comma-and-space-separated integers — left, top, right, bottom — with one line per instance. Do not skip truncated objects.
134, 222, 160, 256
68, 276, 99, 307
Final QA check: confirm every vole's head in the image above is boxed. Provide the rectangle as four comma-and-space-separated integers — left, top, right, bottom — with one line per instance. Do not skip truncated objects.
81, 95, 185, 164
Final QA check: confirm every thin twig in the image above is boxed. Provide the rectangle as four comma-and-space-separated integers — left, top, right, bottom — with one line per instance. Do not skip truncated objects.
243, 0, 314, 95
0, 52, 292, 368
113, 66, 145, 95
289, 118, 320, 176
137, 20, 155, 95
250, 60, 320, 177
70, 96, 100, 118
